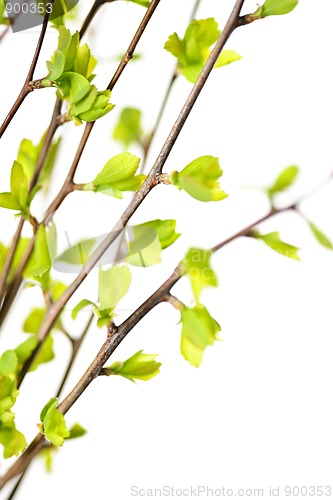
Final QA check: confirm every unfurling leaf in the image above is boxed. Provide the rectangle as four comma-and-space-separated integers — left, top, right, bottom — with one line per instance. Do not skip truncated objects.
267, 165, 299, 198
113, 108, 143, 147
180, 305, 221, 367
42, 27, 114, 124
132, 220, 180, 251
254, 0, 298, 17
182, 248, 218, 302
40, 398, 70, 447
170, 155, 227, 202
252, 231, 300, 260
103, 350, 161, 382
164, 18, 241, 83
308, 222, 333, 250
85, 152, 145, 198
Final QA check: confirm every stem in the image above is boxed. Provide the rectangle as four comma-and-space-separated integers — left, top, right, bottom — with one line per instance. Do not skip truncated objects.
0, 1, 54, 139
55, 314, 94, 398
80, 0, 117, 38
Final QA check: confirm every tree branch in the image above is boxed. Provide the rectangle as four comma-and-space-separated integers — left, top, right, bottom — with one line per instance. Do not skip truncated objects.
0, 1, 55, 139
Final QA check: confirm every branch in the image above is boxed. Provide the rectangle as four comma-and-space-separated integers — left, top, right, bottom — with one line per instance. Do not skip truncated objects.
0, 1, 55, 139
0, 0, 122, 323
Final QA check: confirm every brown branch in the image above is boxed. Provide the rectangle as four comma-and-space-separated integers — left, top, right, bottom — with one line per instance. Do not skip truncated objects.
0, 0, 119, 324
0, 1, 55, 139
16, 0, 246, 385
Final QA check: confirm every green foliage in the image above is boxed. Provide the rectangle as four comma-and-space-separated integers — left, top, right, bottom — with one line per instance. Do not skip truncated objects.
24, 224, 56, 280
0, 355, 27, 458
0, 161, 29, 214
40, 398, 70, 447
72, 265, 131, 327
164, 18, 241, 83
267, 165, 299, 198
23, 308, 45, 334
84, 152, 145, 198
132, 220, 180, 251
182, 248, 217, 303
67, 423, 87, 439
252, 231, 300, 260
0, 0, 9, 24
104, 350, 161, 382
170, 155, 227, 202
127, 0, 150, 7
42, 27, 114, 124
124, 219, 180, 267
253, 0, 298, 18
308, 222, 333, 250
180, 305, 221, 367
113, 108, 143, 147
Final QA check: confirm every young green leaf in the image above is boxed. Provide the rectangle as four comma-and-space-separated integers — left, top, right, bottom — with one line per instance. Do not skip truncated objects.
182, 248, 218, 302
308, 222, 333, 250
170, 155, 227, 202
40, 398, 70, 447
132, 220, 180, 250
94, 152, 140, 188
267, 165, 299, 198
10, 161, 29, 210
252, 231, 300, 260
165, 18, 241, 83
0, 425, 27, 459
113, 107, 143, 147
30, 336, 55, 372
127, 0, 150, 6
255, 0, 298, 17
23, 308, 45, 335
71, 299, 95, 320
98, 265, 131, 311
180, 305, 221, 367
0, 351, 18, 377
104, 350, 161, 382
67, 423, 87, 439
0, 193, 21, 211
24, 224, 55, 278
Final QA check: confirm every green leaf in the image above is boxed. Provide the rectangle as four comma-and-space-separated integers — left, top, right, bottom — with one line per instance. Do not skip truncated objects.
256, 0, 298, 17
105, 350, 161, 382
171, 155, 227, 202
182, 248, 218, 302
267, 165, 299, 197
0, 351, 18, 377
127, 0, 150, 7
57, 72, 91, 104
180, 305, 221, 367
23, 308, 45, 334
15, 336, 39, 370
0, 425, 27, 459
76, 91, 114, 122
165, 18, 241, 83
98, 265, 131, 311
113, 108, 143, 147
30, 336, 55, 372
124, 225, 162, 267
10, 161, 29, 210
24, 224, 55, 279
71, 299, 95, 320
253, 231, 300, 260
74, 43, 91, 77
67, 423, 87, 439
133, 219, 180, 250
215, 49, 242, 68
95, 152, 140, 187
40, 398, 70, 447
308, 222, 333, 250
0, 193, 21, 210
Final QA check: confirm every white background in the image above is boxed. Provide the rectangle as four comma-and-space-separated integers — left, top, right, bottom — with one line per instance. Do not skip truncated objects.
0, 0, 333, 498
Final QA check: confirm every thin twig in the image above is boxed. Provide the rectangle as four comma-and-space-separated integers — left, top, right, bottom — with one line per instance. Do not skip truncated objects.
0, 1, 55, 139
18, 0, 247, 400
